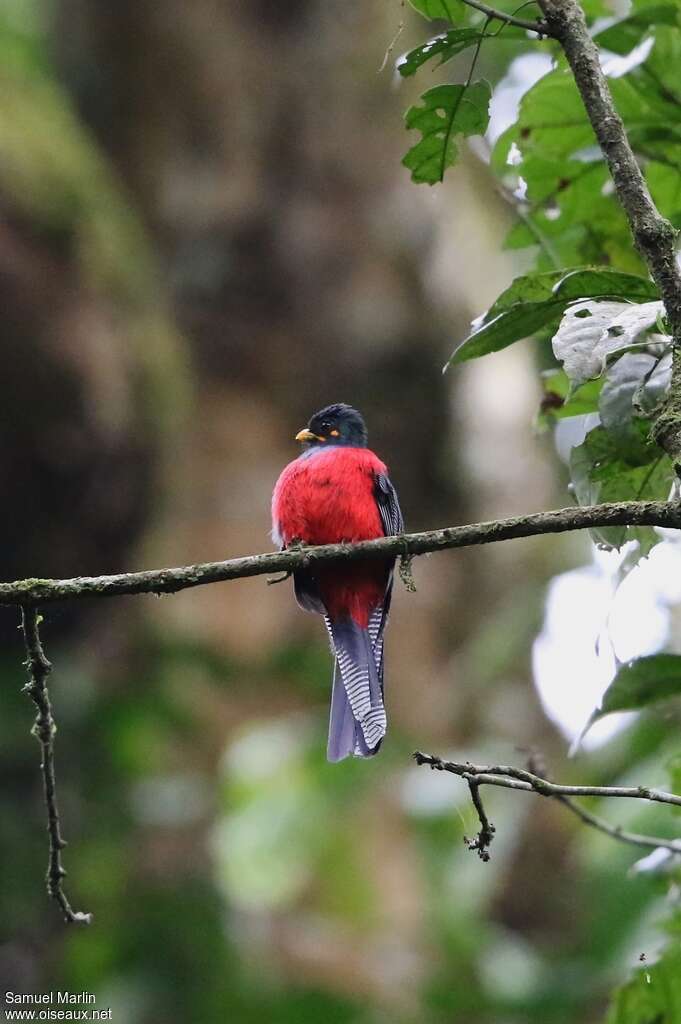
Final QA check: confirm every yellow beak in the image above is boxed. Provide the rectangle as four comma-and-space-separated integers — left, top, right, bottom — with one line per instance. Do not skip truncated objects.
295, 428, 324, 443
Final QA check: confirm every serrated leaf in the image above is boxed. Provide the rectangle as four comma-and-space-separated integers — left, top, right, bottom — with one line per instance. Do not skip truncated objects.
397, 29, 484, 77
553, 299, 665, 388
402, 80, 491, 185
569, 423, 673, 550
592, 654, 681, 722
446, 268, 658, 367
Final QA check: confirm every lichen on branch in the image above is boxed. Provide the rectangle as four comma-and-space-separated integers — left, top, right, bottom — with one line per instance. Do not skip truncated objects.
1, 501, 680, 607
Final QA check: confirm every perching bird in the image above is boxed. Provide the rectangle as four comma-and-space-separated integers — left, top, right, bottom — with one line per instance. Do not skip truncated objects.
272, 404, 403, 762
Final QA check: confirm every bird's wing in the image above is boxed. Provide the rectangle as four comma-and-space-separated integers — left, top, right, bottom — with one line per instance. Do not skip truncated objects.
374, 472, 404, 538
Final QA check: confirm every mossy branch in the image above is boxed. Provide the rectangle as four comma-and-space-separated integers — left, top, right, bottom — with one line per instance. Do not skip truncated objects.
9, 499, 681, 922
2, 500, 680, 607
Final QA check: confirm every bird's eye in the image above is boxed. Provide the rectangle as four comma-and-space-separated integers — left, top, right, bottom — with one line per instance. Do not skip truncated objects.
321, 421, 331, 432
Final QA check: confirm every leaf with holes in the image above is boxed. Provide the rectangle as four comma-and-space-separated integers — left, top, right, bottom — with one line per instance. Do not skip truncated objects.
553, 299, 665, 389
402, 81, 491, 185
397, 29, 485, 77
446, 268, 658, 367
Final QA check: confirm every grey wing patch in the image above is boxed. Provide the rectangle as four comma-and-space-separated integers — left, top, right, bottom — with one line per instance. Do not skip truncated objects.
374, 472, 404, 537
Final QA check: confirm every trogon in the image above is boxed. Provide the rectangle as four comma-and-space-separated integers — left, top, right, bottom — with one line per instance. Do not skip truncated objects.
272, 404, 403, 761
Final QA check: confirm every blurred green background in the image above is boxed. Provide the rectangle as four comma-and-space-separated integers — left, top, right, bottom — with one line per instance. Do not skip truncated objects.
0, 2, 679, 1021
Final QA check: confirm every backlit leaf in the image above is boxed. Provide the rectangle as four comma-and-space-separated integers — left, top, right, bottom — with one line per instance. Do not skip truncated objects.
552, 299, 664, 388
592, 654, 681, 721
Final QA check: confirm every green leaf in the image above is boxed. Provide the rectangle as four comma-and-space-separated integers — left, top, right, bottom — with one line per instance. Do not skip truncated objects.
569, 422, 673, 550
492, 56, 681, 271
446, 269, 658, 367
668, 753, 681, 807
406, 0, 461, 21
592, 655, 681, 723
397, 29, 484, 77
556, 270, 659, 304
600, 351, 671, 439
403, 81, 491, 185
647, 160, 681, 227
607, 939, 681, 1023
537, 370, 602, 428
595, 3, 680, 55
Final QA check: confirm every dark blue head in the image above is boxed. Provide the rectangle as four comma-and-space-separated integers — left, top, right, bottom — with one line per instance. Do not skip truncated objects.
295, 403, 368, 449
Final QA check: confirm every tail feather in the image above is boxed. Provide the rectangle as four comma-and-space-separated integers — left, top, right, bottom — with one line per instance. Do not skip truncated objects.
325, 612, 387, 762
327, 663, 357, 762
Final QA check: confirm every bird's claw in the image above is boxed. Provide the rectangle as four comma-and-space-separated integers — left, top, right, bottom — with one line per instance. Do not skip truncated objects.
267, 571, 292, 586
267, 538, 308, 585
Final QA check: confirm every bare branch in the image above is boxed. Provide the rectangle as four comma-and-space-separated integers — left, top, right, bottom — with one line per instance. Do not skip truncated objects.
1, 500, 680, 607
464, 778, 496, 860
21, 608, 92, 924
414, 752, 681, 856
459, 0, 550, 34
555, 794, 681, 855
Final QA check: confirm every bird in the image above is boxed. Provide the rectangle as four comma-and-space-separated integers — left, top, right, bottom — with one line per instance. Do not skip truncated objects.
272, 403, 403, 762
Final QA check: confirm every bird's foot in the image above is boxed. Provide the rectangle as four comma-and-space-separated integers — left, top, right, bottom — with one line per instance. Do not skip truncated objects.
267, 571, 292, 585
267, 538, 308, 585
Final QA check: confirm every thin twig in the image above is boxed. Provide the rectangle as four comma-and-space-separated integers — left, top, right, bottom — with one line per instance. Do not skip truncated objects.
459, 0, 550, 34
556, 794, 681, 855
21, 608, 92, 924
1, 500, 680, 607
414, 752, 681, 855
464, 778, 496, 860
378, 0, 405, 74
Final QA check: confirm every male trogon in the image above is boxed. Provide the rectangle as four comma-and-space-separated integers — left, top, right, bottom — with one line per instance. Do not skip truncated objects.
272, 404, 402, 761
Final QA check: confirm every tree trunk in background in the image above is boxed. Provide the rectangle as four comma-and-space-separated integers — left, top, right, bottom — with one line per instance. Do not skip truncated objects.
13, 0, 572, 1008
0, 51, 186, 640
54, 0, 486, 664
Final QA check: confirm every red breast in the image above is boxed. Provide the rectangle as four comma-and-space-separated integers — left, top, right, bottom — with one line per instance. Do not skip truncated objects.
272, 446, 391, 626
272, 446, 387, 546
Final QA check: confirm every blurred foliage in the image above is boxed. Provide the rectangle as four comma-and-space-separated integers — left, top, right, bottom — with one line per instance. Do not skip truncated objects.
2, 1, 681, 1023
401, 0, 681, 1020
